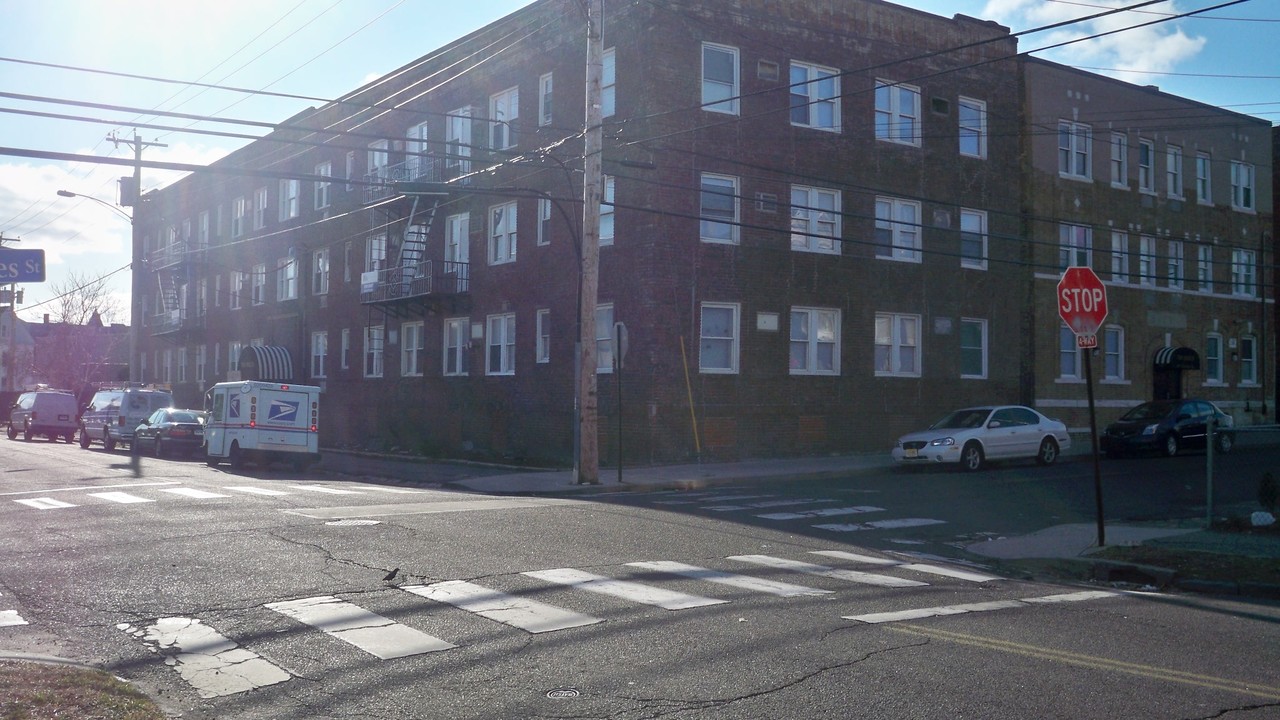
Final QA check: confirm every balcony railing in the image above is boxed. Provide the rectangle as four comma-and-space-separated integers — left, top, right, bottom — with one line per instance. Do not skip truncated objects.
149, 241, 207, 269
364, 157, 443, 204
360, 260, 470, 304
150, 310, 205, 336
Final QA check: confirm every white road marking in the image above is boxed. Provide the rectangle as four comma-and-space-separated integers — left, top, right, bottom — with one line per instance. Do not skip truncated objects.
403, 580, 602, 634
224, 486, 291, 496
626, 561, 832, 598
756, 505, 885, 520
523, 568, 728, 610
1021, 590, 1119, 604
844, 590, 1117, 624
727, 555, 926, 588
697, 494, 774, 502
348, 486, 429, 494
265, 596, 454, 659
120, 618, 290, 698
289, 485, 364, 495
814, 518, 948, 532
158, 488, 230, 499
88, 492, 153, 504
1, 610, 28, 627
0, 481, 180, 497
283, 497, 579, 520
705, 498, 838, 512
809, 551, 1000, 583
14, 497, 76, 510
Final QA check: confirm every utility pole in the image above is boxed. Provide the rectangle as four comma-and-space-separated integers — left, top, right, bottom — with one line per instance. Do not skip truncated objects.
109, 131, 166, 384
0, 232, 18, 393
575, 0, 604, 484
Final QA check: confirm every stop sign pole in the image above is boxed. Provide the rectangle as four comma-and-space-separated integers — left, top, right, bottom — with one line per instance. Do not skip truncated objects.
1058, 267, 1109, 547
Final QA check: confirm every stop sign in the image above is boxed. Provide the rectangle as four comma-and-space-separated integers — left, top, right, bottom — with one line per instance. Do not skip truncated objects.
1057, 266, 1108, 336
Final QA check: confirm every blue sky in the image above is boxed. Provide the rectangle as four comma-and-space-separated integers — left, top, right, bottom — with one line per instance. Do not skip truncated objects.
0, 0, 1274, 321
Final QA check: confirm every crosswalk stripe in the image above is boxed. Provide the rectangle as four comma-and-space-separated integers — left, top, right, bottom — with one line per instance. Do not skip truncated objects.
523, 568, 728, 610
706, 498, 838, 511
402, 580, 602, 633
265, 596, 454, 659
1, 610, 28, 627
625, 561, 832, 598
809, 551, 1000, 583
814, 518, 947, 532
844, 590, 1118, 624
14, 497, 76, 510
288, 485, 364, 495
349, 487, 428, 494
756, 505, 885, 520
87, 491, 153, 504
727, 554, 927, 588
120, 617, 290, 698
224, 486, 291, 496
158, 488, 230, 499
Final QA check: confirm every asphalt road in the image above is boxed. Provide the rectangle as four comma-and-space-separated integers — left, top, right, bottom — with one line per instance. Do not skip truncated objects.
2, 438, 1278, 719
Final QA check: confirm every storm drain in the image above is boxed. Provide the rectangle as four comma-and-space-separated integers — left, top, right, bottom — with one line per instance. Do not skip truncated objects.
325, 519, 382, 526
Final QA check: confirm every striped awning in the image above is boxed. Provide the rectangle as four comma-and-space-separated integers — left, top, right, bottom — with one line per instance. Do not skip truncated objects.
238, 345, 294, 381
1153, 346, 1200, 370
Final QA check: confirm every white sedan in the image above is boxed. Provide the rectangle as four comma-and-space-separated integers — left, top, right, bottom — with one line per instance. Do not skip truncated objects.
891, 405, 1072, 471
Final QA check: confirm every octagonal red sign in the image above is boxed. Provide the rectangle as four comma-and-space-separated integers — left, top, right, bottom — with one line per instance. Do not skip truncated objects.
1057, 266, 1108, 336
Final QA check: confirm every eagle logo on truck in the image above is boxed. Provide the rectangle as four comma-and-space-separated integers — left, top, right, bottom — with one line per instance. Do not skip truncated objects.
268, 399, 300, 423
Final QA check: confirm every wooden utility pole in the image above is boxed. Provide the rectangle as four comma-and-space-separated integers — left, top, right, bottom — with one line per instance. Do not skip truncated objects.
108, 132, 165, 384
575, 0, 603, 484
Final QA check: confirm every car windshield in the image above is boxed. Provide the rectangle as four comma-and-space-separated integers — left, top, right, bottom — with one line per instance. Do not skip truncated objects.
1119, 401, 1176, 421
929, 408, 992, 430
168, 411, 202, 423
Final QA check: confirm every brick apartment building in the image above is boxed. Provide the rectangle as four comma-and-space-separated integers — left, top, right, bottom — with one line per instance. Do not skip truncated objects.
133, 0, 1273, 465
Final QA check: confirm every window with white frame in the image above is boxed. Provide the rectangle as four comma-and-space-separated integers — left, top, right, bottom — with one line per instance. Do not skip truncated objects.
195, 278, 207, 316
1241, 335, 1257, 385
345, 151, 355, 189
1166, 240, 1184, 289
701, 43, 738, 114
196, 345, 206, 383
960, 318, 986, 379
874, 197, 921, 262
537, 199, 552, 246
315, 161, 331, 209
253, 187, 267, 229
1231, 248, 1257, 296
367, 139, 389, 181
1197, 245, 1213, 292
1058, 326, 1083, 380
789, 61, 839, 131
958, 97, 986, 158
198, 211, 209, 247
600, 176, 615, 246
1138, 139, 1154, 192
875, 312, 920, 377
1195, 152, 1211, 204
443, 317, 469, 376
486, 313, 516, 375
405, 122, 429, 178
177, 347, 187, 383
251, 264, 266, 305
446, 107, 472, 173
539, 73, 553, 126
366, 233, 387, 273
162, 349, 172, 383
1058, 223, 1091, 269
699, 173, 739, 244
1110, 132, 1128, 187
960, 209, 986, 269
363, 326, 384, 378
1166, 146, 1183, 198
874, 80, 920, 145
279, 179, 300, 221
699, 303, 738, 373
1138, 236, 1156, 286
232, 196, 246, 237
446, 213, 469, 264
311, 331, 327, 378
489, 201, 517, 264
401, 321, 424, 376
277, 256, 298, 300
1103, 326, 1124, 380
340, 329, 350, 370
790, 185, 839, 254
489, 86, 518, 150
1205, 333, 1223, 384
595, 304, 614, 373
1058, 121, 1091, 179
602, 48, 616, 118
228, 341, 242, 375
313, 249, 329, 295
215, 274, 222, 308
790, 307, 839, 375
213, 342, 220, 377
1110, 231, 1129, 282
1230, 161, 1255, 211
536, 309, 550, 363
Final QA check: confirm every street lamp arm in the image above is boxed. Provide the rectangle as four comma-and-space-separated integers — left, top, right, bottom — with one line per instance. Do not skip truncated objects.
56, 190, 132, 223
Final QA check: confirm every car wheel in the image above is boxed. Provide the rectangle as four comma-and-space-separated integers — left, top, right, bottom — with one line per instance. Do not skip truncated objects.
229, 443, 245, 470
205, 454, 220, 468
154, 438, 164, 458
1163, 434, 1179, 457
960, 442, 984, 472
1215, 432, 1233, 454
104, 432, 116, 453
5, 425, 14, 440
63, 432, 74, 443
78, 430, 91, 449
23, 424, 32, 442
1036, 437, 1059, 466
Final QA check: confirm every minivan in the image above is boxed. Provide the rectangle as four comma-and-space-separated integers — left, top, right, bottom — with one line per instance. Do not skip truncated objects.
8, 390, 79, 442
79, 386, 174, 452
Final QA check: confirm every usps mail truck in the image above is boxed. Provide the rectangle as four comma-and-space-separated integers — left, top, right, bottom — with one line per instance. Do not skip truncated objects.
205, 381, 320, 470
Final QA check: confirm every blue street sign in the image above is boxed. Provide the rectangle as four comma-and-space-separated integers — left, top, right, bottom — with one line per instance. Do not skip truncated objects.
0, 248, 46, 283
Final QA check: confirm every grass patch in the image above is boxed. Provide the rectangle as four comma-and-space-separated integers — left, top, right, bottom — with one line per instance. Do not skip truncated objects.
0, 661, 164, 720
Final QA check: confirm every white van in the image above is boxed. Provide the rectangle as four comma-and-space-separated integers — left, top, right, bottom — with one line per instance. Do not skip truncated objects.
79, 385, 174, 452
8, 390, 79, 442
204, 381, 320, 470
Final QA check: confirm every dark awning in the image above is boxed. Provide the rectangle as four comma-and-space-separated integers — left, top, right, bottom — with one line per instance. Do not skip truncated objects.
1153, 346, 1200, 370
238, 345, 294, 381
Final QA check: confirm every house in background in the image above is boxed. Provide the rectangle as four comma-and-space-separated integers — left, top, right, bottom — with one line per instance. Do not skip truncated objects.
26, 311, 130, 396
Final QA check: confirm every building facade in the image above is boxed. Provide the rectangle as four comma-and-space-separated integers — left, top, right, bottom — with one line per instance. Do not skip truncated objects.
133, 0, 1273, 465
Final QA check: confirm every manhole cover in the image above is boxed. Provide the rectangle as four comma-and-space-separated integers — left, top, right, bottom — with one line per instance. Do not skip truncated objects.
325, 519, 382, 526
546, 688, 580, 699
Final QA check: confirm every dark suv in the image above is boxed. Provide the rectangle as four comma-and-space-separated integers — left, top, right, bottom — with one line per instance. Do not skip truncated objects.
1100, 399, 1234, 457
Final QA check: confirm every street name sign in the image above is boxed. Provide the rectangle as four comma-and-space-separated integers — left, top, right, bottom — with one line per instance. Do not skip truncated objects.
0, 248, 46, 283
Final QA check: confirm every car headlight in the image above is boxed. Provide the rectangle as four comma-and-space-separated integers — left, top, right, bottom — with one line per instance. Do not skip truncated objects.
929, 437, 956, 447
1142, 424, 1158, 436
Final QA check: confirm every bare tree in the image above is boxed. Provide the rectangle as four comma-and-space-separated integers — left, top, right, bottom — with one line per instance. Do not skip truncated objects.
30, 272, 129, 392
48, 272, 125, 326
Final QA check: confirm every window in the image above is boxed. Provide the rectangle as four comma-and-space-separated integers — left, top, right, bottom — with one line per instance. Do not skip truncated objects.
401, 321, 424, 376
340, 329, 350, 370
539, 72, 553, 126
874, 312, 920, 377
1058, 223, 1091, 269
177, 347, 187, 383
790, 307, 839, 375
277, 256, 298, 300
600, 176, 615, 246
959, 209, 986, 270
1103, 326, 1124, 380
367, 140, 389, 181
489, 201, 517, 264
1163, 145, 1182, 198
231, 196, 246, 237
345, 151, 355, 190
366, 233, 387, 273
314, 161, 331, 209
311, 331, 327, 379
874, 80, 920, 145
1058, 326, 1083, 380
1230, 161, 1255, 211
229, 341, 242, 376
444, 318, 469, 376
536, 309, 550, 363
789, 61, 839, 131
195, 278, 207, 316
1231, 248, 1257, 297
1240, 335, 1257, 385
537, 199, 552, 246
1110, 231, 1129, 283
701, 43, 738, 114
250, 264, 266, 305
197, 211, 209, 248
1138, 236, 1156, 286
1195, 152, 1211, 204
959, 318, 986, 379
446, 107, 472, 173
1197, 245, 1213, 293
1138, 139, 1154, 192
790, 185, 840, 254
162, 349, 172, 383
1110, 132, 1128, 187
1166, 240, 1183, 289
595, 304, 614, 373
312, 249, 329, 295
196, 345, 206, 383
958, 97, 986, 158
253, 187, 267, 230
213, 342, 220, 377
405, 122, 430, 179
363, 326, 384, 378
1058, 121, 1091, 179
489, 86, 518, 150
214, 274, 222, 308
602, 47, 616, 118
486, 313, 516, 375
446, 213, 470, 263
699, 173, 739, 244
1205, 333, 1223, 384
278, 179, 300, 220
874, 197, 921, 262
699, 303, 739, 373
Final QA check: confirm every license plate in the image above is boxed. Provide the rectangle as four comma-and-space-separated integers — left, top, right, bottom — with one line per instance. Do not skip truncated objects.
904, 448, 918, 459
58, 414, 70, 421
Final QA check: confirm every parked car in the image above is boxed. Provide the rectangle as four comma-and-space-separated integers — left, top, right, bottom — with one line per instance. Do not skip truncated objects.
1099, 399, 1234, 457
133, 408, 207, 458
79, 385, 174, 452
7, 390, 78, 442
891, 405, 1071, 472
